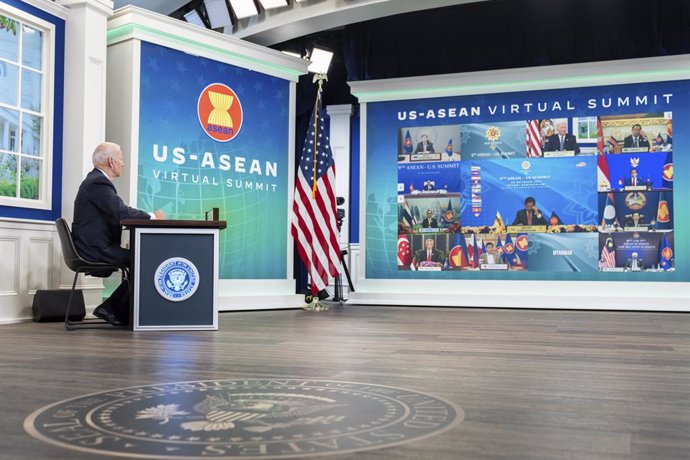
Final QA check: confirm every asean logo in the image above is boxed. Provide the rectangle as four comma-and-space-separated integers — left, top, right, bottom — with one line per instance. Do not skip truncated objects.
154, 257, 199, 302
661, 247, 673, 259
662, 163, 673, 182
197, 83, 243, 142
516, 234, 528, 251
448, 245, 466, 268
657, 200, 670, 223
503, 243, 515, 254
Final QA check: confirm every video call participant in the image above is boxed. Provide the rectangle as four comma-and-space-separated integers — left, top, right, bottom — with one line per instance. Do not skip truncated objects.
625, 252, 645, 271
413, 238, 444, 264
512, 197, 547, 226
479, 242, 502, 264
422, 209, 439, 228
544, 121, 580, 154
624, 168, 644, 187
72, 142, 166, 325
415, 134, 435, 154
624, 212, 646, 228
623, 124, 650, 150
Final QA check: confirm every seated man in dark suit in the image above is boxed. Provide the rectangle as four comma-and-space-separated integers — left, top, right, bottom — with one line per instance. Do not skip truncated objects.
624, 212, 646, 228
72, 142, 166, 325
415, 134, 435, 154
512, 196, 547, 226
421, 209, 438, 228
624, 168, 644, 187
623, 124, 650, 150
625, 252, 645, 271
413, 237, 444, 264
544, 121, 580, 154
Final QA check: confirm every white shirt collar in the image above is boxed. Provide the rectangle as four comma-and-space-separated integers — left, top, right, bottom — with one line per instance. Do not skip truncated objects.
96, 167, 112, 180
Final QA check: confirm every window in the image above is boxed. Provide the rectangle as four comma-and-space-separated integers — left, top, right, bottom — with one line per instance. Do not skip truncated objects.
0, 6, 53, 209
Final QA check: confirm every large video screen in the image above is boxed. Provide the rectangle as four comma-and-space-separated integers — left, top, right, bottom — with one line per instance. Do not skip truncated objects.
368, 80, 688, 281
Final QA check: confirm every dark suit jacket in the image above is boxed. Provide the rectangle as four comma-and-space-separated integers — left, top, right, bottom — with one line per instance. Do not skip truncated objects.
624, 176, 646, 187
624, 216, 646, 227
414, 248, 444, 264
544, 134, 580, 154
415, 141, 435, 153
623, 135, 650, 149
625, 258, 645, 270
72, 169, 151, 266
512, 209, 547, 226
421, 217, 438, 228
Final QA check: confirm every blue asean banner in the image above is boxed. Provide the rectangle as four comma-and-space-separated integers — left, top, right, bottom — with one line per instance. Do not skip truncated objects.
136, 42, 289, 279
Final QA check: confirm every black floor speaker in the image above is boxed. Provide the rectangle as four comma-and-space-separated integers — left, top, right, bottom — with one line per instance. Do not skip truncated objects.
32, 289, 86, 322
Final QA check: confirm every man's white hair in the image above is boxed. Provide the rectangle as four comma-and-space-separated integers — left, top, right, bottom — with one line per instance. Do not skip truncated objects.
92, 142, 121, 166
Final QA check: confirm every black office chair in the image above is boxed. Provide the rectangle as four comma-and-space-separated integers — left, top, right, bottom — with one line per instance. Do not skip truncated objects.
55, 218, 128, 330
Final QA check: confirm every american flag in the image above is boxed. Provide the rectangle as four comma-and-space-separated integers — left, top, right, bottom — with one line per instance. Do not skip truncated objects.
599, 237, 616, 269
526, 120, 543, 157
291, 90, 341, 294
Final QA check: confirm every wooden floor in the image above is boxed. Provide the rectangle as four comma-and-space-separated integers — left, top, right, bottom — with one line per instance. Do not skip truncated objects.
1, 305, 689, 459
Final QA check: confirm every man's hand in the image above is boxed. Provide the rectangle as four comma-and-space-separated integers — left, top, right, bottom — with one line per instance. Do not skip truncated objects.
533, 207, 541, 218
153, 209, 166, 219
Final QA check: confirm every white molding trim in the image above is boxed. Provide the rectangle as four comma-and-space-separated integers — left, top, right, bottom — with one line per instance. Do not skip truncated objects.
57, 0, 113, 17
107, 6, 309, 82
349, 54, 690, 102
0, 218, 56, 227
218, 280, 300, 311
348, 281, 690, 311
218, 295, 304, 311
13, 0, 70, 19
326, 104, 354, 116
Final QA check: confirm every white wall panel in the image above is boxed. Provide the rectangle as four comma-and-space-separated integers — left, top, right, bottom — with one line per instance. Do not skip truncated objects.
28, 238, 53, 294
0, 236, 20, 296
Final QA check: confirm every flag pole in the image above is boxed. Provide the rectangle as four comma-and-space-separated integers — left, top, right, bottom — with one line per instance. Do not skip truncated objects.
311, 74, 326, 199
304, 73, 330, 312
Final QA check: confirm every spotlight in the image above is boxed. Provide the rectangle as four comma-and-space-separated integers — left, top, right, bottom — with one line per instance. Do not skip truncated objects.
228, 0, 259, 19
205, 0, 233, 28
183, 9, 205, 27
307, 46, 333, 75
258, 0, 288, 10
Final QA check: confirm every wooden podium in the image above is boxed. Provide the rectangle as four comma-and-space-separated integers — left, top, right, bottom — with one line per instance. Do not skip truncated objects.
122, 219, 227, 331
